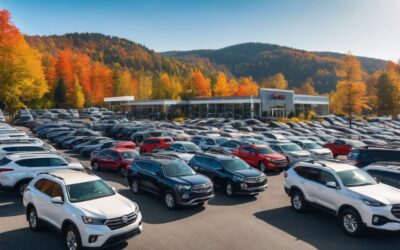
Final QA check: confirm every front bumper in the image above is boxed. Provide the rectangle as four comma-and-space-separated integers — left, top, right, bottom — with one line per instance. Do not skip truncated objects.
81, 212, 143, 248
236, 183, 268, 195
360, 205, 400, 231
178, 194, 215, 206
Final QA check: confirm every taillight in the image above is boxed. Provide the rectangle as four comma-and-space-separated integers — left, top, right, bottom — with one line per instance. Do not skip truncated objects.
284, 171, 288, 178
0, 168, 14, 172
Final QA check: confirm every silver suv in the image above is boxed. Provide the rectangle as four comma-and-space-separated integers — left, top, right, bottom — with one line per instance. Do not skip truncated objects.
284, 160, 400, 236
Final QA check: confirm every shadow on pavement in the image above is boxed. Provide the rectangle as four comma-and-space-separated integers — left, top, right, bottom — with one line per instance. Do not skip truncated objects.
207, 190, 257, 206
254, 206, 400, 250
0, 191, 25, 217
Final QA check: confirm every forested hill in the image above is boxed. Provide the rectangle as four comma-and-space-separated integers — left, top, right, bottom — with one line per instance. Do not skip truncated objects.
163, 43, 388, 93
26, 33, 215, 76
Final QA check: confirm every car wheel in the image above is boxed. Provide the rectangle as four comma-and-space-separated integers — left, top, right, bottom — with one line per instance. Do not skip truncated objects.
291, 190, 307, 213
225, 181, 235, 197
130, 178, 141, 194
259, 162, 267, 172
340, 208, 365, 236
64, 225, 82, 250
91, 162, 100, 171
119, 167, 127, 177
28, 207, 41, 231
17, 181, 29, 197
164, 190, 177, 209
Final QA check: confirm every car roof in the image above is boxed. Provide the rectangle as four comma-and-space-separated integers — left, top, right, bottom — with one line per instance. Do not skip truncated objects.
111, 148, 137, 152
44, 170, 100, 185
314, 160, 356, 172
365, 162, 400, 172
195, 152, 236, 160
6, 153, 61, 160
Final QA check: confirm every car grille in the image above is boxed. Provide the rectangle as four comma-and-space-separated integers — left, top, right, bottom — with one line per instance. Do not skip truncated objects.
103, 228, 141, 247
246, 175, 267, 184
105, 212, 137, 230
392, 204, 400, 219
192, 183, 213, 193
273, 159, 287, 165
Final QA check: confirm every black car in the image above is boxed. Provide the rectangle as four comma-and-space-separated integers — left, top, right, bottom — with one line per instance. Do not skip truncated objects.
127, 155, 214, 209
348, 147, 400, 167
188, 153, 267, 197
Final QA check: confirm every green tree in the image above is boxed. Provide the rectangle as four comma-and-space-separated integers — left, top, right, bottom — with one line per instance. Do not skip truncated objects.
54, 78, 67, 108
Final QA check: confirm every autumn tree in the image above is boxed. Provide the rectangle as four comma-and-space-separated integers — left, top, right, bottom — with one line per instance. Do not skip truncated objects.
228, 79, 239, 96
191, 70, 211, 97
72, 78, 85, 108
0, 10, 48, 118
54, 78, 67, 108
156, 73, 182, 99
294, 78, 318, 95
137, 74, 153, 100
330, 54, 369, 127
213, 72, 231, 97
237, 77, 259, 96
261, 73, 288, 89
375, 73, 399, 117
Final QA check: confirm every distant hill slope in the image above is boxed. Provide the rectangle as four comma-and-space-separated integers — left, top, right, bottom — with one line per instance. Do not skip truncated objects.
26, 33, 214, 76
163, 43, 387, 93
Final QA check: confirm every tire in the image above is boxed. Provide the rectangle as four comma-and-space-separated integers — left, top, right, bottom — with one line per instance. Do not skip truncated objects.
91, 162, 100, 171
64, 225, 82, 250
259, 162, 267, 173
17, 181, 30, 197
340, 208, 365, 237
225, 181, 235, 198
164, 190, 177, 210
119, 167, 127, 177
130, 178, 141, 194
28, 207, 41, 231
290, 190, 307, 213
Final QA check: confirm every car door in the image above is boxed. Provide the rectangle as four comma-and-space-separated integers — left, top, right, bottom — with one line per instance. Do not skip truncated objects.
313, 169, 342, 212
136, 160, 160, 194
107, 150, 121, 170
202, 158, 224, 186
240, 146, 253, 165
302, 167, 321, 203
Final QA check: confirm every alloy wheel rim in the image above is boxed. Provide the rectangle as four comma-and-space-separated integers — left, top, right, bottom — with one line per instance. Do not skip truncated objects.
66, 231, 78, 250
343, 214, 358, 233
120, 168, 127, 177
226, 183, 232, 196
165, 193, 174, 208
132, 180, 138, 193
29, 211, 37, 228
293, 195, 302, 209
93, 163, 98, 170
260, 163, 266, 172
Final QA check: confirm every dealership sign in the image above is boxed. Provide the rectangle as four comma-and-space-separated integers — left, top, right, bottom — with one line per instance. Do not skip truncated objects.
270, 92, 286, 100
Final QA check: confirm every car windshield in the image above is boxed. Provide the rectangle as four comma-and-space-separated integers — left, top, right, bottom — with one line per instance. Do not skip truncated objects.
223, 158, 251, 171
183, 144, 201, 152
66, 180, 115, 203
337, 169, 377, 187
304, 142, 322, 149
348, 141, 366, 148
162, 162, 196, 177
120, 151, 139, 159
280, 144, 302, 151
257, 147, 276, 154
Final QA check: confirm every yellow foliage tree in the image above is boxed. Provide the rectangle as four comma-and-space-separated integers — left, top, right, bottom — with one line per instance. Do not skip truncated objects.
73, 78, 85, 108
261, 73, 288, 89
294, 78, 318, 95
213, 72, 230, 97
0, 10, 48, 117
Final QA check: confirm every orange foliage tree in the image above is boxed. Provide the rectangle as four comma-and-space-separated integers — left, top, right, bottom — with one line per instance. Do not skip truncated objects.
237, 77, 259, 96
191, 70, 211, 97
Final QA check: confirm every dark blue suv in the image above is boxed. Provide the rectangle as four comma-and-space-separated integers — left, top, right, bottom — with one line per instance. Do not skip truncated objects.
127, 155, 214, 209
189, 153, 267, 197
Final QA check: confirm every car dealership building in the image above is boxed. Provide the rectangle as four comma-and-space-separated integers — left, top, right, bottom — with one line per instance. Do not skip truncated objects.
105, 88, 329, 119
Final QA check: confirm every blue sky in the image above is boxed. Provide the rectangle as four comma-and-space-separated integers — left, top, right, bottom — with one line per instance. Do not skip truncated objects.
1, 0, 399, 61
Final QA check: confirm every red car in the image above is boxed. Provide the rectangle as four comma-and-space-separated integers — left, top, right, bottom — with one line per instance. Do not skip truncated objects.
114, 141, 136, 149
232, 145, 288, 172
323, 139, 366, 157
91, 148, 139, 176
139, 137, 174, 154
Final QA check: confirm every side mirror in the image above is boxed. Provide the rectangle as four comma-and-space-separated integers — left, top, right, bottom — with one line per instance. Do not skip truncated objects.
51, 196, 63, 204
326, 181, 338, 189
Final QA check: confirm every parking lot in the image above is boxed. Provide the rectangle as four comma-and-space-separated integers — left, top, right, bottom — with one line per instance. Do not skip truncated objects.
1, 127, 400, 250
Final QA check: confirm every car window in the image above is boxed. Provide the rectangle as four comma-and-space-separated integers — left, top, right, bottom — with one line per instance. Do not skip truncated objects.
34, 179, 47, 191
52, 182, 64, 198
241, 146, 252, 153
108, 151, 119, 159
17, 158, 50, 167
319, 170, 338, 185
334, 140, 344, 145
148, 163, 162, 174
2, 146, 19, 152
135, 160, 153, 172
306, 168, 321, 183
49, 157, 68, 166
172, 144, 184, 151
164, 138, 172, 143
206, 158, 222, 169
39, 179, 56, 197
368, 170, 400, 189
205, 139, 215, 145
270, 145, 282, 152
294, 166, 308, 178
189, 155, 206, 166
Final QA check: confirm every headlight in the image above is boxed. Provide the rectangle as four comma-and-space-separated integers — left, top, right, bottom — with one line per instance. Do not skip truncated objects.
361, 197, 386, 207
133, 202, 139, 213
265, 157, 272, 161
176, 184, 191, 190
233, 175, 245, 182
82, 216, 106, 225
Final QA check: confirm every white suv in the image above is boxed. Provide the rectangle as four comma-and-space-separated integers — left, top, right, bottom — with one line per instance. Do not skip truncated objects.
23, 170, 142, 250
0, 153, 83, 195
284, 160, 400, 236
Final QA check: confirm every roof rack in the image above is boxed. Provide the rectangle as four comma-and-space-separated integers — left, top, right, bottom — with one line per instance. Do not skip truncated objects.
364, 145, 400, 150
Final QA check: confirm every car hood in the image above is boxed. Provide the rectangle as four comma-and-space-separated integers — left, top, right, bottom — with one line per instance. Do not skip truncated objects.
258, 153, 285, 160
227, 168, 262, 178
168, 174, 211, 186
73, 194, 136, 219
348, 183, 400, 205
289, 151, 311, 157
309, 148, 332, 154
